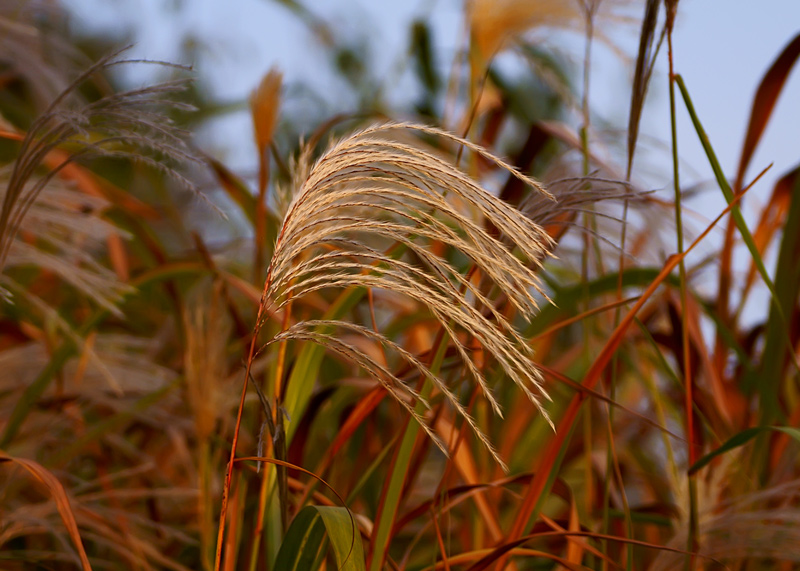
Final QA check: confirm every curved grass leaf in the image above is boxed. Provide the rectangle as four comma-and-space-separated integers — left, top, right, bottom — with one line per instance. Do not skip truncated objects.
734, 32, 800, 191
283, 285, 366, 445
675, 75, 778, 316
0, 452, 92, 571
688, 426, 800, 475
752, 168, 800, 421
274, 505, 364, 571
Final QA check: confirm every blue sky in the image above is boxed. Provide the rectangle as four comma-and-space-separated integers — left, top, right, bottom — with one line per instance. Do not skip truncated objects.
61, 1, 800, 188
63, 0, 800, 319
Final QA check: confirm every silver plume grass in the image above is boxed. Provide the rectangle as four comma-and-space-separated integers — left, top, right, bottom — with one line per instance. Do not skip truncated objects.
0, 44, 201, 391
262, 122, 557, 469
0, 46, 199, 276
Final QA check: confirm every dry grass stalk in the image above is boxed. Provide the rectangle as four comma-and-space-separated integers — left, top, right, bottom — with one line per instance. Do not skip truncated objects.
250, 67, 282, 161
184, 282, 233, 441
0, 172, 132, 314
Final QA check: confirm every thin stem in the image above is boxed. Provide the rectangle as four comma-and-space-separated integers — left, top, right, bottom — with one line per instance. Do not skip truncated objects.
215, 267, 276, 571
666, 25, 699, 571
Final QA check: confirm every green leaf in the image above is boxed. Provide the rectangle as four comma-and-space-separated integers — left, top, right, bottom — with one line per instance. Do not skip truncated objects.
284, 243, 410, 446
410, 20, 440, 95
274, 506, 365, 571
368, 336, 448, 571
675, 75, 780, 318
754, 168, 800, 422
283, 287, 365, 444
689, 426, 800, 475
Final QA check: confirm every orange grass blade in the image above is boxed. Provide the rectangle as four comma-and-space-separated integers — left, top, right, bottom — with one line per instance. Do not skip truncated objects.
529, 295, 639, 343
205, 155, 258, 225
717, 32, 800, 378
434, 415, 503, 542
250, 68, 282, 282
562, 503, 586, 566
733, 32, 800, 193
737, 168, 798, 311
0, 451, 92, 571
537, 364, 685, 443
222, 474, 245, 571
328, 385, 386, 460
467, 530, 722, 571
504, 171, 755, 550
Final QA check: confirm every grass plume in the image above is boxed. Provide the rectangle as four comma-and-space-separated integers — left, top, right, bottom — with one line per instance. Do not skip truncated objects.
261, 122, 557, 462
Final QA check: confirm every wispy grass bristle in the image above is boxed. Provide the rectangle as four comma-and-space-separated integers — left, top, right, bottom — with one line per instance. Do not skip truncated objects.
0, 47, 200, 274
260, 122, 557, 467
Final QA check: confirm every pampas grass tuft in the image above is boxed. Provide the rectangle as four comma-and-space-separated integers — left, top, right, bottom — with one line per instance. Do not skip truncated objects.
258, 121, 557, 468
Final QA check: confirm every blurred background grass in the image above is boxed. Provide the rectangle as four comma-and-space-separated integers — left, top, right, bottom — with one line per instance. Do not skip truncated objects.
2, 1, 800, 570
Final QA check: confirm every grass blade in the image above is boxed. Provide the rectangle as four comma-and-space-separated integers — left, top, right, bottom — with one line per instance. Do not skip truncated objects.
675, 75, 781, 318
688, 426, 800, 475
752, 168, 800, 423
0, 452, 92, 571
274, 505, 365, 571
734, 32, 800, 191
626, 0, 663, 178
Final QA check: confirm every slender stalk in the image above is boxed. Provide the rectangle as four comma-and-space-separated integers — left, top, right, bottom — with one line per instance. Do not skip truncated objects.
215, 259, 279, 571
246, 294, 291, 571
247, 438, 272, 571
214, 348, 252, 571
666, 24, 699, 571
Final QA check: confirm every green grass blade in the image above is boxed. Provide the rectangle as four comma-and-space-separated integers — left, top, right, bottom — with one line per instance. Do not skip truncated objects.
367, 381, 434, 571
368, 334, 447, 571
675, 75, 780, 317
283, 244, 410, 445
282, 286, 365, 444
316, 507, 365, 570
275, 506, 365, 571
688, 426, 800, 475
274, 506, 326, 571
753, 168, 800, 422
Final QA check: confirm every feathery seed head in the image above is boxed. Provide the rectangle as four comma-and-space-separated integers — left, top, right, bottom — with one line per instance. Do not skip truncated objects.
262, 122, 557, 469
